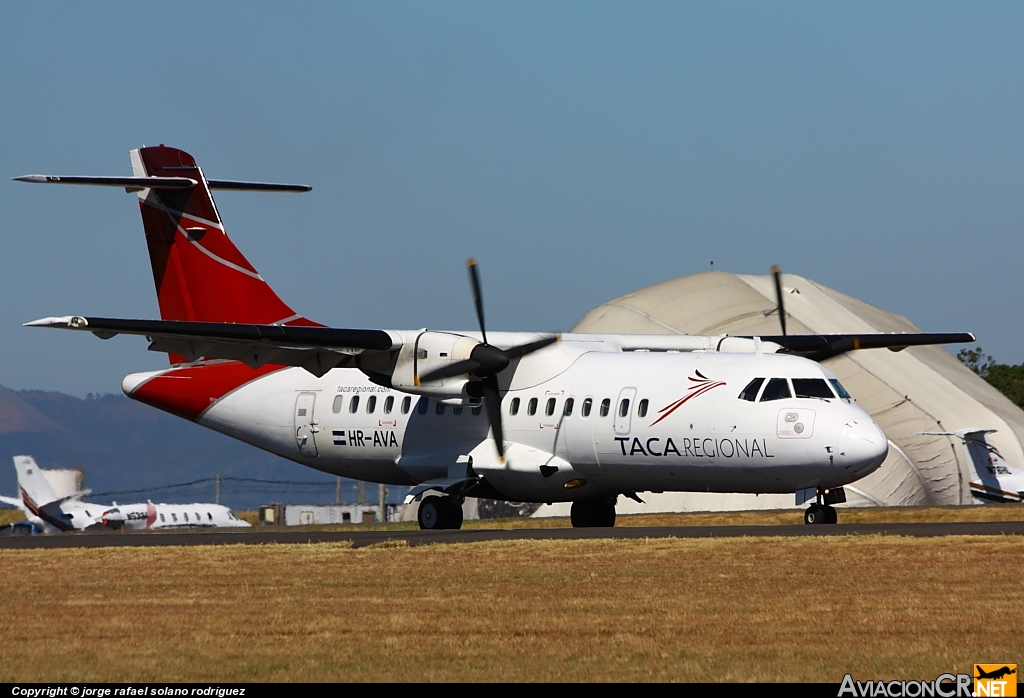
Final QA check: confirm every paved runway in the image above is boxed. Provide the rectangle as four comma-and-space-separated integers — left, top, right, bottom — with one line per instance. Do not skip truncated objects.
2, 520, 1022, 549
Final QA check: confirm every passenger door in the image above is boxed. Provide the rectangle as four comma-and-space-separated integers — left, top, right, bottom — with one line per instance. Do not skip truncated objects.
294, 392, 319, 457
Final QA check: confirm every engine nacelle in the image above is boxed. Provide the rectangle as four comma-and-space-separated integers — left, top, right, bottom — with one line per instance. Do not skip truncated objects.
390, 331, 482, 399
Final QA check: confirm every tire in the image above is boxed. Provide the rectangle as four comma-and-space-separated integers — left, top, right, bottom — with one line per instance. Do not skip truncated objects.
571, 499, 617, 528
418, 496, 445, 530
447, 500, 464, 530
570, 501, 592, 528
804, 504, 826, 525
825, 506, 838, 524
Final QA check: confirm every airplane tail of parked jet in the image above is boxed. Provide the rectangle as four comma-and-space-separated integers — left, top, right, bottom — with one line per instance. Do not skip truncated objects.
924, 429, 1024, 503
9, 456, 93, 531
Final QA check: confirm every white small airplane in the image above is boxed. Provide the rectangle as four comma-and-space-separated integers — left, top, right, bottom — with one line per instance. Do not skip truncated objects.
923, 429, 1024, 504
0, 456, 250, 533
15, 146, 976, 528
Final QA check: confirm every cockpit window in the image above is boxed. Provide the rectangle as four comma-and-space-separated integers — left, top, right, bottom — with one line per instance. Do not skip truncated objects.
759, 377, 792, 402
829, 379, 852, 399
792, 378, 835, 399
739, 377, 765, 402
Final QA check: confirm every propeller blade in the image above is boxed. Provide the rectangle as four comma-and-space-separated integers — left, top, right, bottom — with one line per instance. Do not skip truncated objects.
504, 334, 559, 360
467, 258, 487, 346
772, 265, 788, 347
482, 374, 505, 460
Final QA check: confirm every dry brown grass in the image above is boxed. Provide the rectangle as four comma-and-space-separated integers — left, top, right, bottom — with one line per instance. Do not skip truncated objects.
0, 508, 25, 525
1, 535, 1021, 682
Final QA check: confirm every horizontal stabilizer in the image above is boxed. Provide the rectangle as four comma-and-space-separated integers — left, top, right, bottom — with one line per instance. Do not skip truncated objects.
207, 179, 311, 192
13, 174, 196, 190
13, 175, 310, 193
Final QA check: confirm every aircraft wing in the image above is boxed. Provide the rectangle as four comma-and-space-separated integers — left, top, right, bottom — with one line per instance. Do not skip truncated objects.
754, 332, 976, 361
0, 495, 26, 511
27, 316, 398, 377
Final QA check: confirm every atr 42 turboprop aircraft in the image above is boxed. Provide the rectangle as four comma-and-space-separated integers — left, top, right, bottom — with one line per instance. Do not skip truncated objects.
0, 456, 250, 533
15, 146, 976, 529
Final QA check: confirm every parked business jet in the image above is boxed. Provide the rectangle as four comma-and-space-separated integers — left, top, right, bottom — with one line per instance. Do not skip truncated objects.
923, 429, 1024, 504
0, 456, 250, 533
15, 146, 975, 528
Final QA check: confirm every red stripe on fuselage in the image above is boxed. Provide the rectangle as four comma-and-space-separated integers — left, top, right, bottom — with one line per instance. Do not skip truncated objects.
128, 361, 286, 422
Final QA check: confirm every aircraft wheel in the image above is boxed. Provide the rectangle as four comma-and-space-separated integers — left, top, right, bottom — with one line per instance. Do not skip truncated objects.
418, 496, 446, 530
570, 499, 617, 528
446, 500, 464, 530
804, 504, 827, 525
825, 505, 838, 524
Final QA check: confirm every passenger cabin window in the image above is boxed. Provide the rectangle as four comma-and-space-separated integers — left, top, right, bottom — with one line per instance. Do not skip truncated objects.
349, 396, 360, 413
184, 513, 189, 522
160, 514, 165, 523
207, 512, 213, 521
582, 398, 592, 417
383, 396, 394, 414
402, 396, 412, 414
510, 398, 520, 416
332, 396, 344, 413
792, 378, 835, 399
637, 399, 648, 418
435, 402, 446, 415
297, 409, 307, 417
564, 398, 575, 417
618, 399, 630, 418
453, 406, 463, 415
417, 398, 429, 415
171, 513, 178, 522
739, 377, 765, 402
545, 398, 556, 416
195, 512, 201, 521
600, 398, 611, 417
759, 378, 792, 402
367, 395, 377, 413
830, 379, 852, 400
528, 398, 538, 416
471, 405, 482, 416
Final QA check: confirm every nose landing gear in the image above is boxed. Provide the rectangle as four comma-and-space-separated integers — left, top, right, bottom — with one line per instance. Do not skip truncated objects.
417, 495, 465, 530
803, 486, 844, 525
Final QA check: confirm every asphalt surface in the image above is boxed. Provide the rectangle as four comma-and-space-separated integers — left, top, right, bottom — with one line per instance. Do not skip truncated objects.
1, 520, 1022, 549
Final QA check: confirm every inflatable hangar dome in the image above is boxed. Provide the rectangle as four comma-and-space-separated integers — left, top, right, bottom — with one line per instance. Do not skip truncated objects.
535, 271, 1024, 516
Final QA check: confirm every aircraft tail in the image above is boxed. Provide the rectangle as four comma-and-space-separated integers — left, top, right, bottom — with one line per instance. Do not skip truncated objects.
131, 146, 318, 333
13, 456, 59, 509
924, 429, 1024, 503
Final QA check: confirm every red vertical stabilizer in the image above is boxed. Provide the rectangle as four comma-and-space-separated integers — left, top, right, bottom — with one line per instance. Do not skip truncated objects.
132, 146, 319, 349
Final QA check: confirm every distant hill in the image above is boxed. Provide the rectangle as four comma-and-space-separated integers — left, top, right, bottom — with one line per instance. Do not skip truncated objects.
0, 385, 366, 509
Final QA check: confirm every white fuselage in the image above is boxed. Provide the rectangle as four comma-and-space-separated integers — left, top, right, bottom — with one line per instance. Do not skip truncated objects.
124, 335, 889, 503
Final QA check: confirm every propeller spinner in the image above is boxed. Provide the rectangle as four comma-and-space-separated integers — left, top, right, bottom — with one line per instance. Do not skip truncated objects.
418, 259, 558, 460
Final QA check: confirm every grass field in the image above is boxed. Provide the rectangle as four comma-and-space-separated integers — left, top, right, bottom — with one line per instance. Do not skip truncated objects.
1, 534, 1021, 682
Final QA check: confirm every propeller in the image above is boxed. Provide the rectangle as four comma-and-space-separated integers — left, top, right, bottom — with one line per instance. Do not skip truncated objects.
771, 265, 788, 350
418, 258, 559, 460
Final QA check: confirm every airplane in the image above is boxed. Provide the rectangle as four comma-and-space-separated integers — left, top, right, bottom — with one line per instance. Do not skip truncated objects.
14, 146, 976, 529
922, 429, 1024, 504
0, 455, 251, 533
975, 666, 1017, 681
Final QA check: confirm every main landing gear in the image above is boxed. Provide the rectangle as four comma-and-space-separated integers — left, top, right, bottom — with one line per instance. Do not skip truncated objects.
570, 497, 617, 528
803, 486, 845, 525
417, 495, 464, 530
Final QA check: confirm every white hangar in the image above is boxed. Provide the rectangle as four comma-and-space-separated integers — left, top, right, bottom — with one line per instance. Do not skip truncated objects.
535, 271, 1024, 516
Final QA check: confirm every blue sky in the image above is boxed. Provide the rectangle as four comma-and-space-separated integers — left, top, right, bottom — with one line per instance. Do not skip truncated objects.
1, 2, 1022, 397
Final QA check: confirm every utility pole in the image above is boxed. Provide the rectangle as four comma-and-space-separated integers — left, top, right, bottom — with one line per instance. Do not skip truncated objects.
215, 473, 221, 505
335, 476, 341, 505
377, 483, 386, 522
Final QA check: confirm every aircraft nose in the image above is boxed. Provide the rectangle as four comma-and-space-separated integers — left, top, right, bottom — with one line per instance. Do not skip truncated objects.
838, 419, 888, 477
